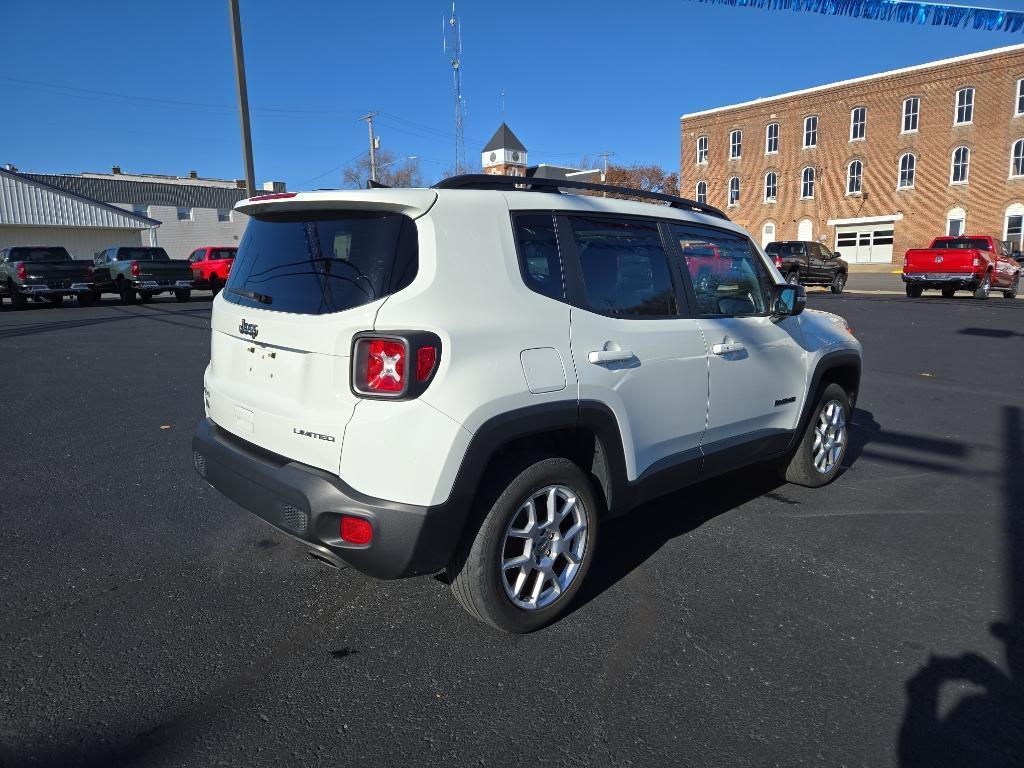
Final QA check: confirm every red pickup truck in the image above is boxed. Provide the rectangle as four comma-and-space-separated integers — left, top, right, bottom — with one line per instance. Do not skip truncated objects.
188, 246, 237, 294
902, 235, 1020, 299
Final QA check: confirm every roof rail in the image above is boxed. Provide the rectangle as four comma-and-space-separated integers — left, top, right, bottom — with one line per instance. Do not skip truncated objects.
432, 174, 729, 220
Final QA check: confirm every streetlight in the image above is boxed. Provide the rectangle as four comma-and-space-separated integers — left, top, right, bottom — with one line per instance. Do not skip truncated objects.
367, 156, 418, 189
377, 156, 418, 171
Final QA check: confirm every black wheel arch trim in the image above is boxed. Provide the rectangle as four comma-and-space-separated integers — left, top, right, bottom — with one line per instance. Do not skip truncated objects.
786, 349, 861, 453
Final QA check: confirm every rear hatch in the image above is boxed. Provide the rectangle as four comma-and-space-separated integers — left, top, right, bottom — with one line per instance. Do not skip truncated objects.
205, 190, 435, 473
10, 247, 91, 286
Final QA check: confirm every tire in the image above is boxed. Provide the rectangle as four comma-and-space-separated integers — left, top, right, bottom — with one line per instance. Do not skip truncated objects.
973, 272, 992, 300
10, 287, 27, 310
174, 289, 192, 303
1004, 275, 1019, 299
830, 271, 846, 294
139, 291, 153, 303
76, 292, 96, 307
449, 456, 600, 633
209, 275, 221, 295
941, 286, 956, 298
779, 383, 851, 488
119, 282, 137, 304
905, 284, 923, 298
786, 270, 800, 286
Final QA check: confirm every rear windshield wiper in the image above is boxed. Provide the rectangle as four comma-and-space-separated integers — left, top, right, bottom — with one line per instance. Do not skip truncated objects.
227, 287, 273, 305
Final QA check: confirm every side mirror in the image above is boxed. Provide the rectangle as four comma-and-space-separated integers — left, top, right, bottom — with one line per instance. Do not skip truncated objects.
771, 283, 806, 317
832, 251, 842, 260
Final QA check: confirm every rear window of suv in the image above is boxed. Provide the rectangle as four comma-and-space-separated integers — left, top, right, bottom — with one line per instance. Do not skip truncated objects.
224, 211, 418, 315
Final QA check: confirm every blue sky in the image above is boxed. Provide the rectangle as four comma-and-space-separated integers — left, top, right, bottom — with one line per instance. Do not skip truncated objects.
2, 0, 1023, 189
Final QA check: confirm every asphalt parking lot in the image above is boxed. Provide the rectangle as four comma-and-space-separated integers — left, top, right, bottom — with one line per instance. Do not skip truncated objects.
1, 286, 1022, 768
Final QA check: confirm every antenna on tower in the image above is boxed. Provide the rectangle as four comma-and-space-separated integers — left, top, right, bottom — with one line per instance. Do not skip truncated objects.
443, 2, 466, 173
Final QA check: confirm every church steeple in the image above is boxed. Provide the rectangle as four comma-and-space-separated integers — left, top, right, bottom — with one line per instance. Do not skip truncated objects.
481, 122, 527, 176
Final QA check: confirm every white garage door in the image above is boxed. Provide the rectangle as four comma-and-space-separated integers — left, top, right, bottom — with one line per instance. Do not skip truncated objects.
835, 225, 894, 264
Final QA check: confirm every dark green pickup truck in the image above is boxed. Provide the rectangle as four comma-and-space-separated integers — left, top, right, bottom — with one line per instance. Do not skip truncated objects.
0, 246, 96, 308
92, 246, 193, 303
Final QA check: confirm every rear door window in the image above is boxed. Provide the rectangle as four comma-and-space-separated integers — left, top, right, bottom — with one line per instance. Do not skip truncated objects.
567, 215, 677, 317
513, 214, 564, 300
224, 211, 418, 315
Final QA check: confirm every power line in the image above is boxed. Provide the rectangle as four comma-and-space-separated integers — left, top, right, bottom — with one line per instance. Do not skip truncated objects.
295, 150, 367, 188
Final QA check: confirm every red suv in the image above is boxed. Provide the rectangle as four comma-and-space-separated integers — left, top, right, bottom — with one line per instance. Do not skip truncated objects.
188, 247, 237, 294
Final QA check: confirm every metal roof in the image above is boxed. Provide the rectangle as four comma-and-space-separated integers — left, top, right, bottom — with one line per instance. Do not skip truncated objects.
22, 173, 249, 210
482, 122, 527, 153
0, 168, 160, 229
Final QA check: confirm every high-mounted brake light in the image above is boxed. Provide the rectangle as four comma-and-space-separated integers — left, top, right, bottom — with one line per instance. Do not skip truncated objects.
130, 261, 140, 277
340, 516, 373, 545
16, 263, 26, 280
248, 192, 298, 202
352, 332, 442, 399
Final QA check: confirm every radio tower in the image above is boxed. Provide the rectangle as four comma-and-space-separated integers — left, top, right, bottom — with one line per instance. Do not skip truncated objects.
444, 2, 466, 173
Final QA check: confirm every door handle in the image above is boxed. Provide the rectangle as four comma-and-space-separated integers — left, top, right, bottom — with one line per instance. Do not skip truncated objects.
588, 349, 634, 363
711, 342, 745, 355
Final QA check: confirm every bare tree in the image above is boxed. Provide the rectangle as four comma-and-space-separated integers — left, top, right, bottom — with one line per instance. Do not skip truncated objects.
603, 162, 680, 196
343, 149, 425, 189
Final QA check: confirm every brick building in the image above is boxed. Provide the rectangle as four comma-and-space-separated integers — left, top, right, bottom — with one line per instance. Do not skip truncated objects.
680, 44, 1024, 264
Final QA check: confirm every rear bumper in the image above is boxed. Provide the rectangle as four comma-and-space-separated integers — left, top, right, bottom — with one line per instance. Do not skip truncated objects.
191, 418, 464, 579
133, 279, 193, 292
14, 282, 94, 295
902, 272, 980, 289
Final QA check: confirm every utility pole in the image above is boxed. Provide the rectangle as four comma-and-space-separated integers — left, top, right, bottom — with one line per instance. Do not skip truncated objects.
361, 112, 379, 183
228, 0, 256, 197
597, 151, 613, 183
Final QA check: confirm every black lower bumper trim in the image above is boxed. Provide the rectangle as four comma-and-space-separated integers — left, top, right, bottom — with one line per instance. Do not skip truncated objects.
192, 418, 465, 579
902, 273, 980, 289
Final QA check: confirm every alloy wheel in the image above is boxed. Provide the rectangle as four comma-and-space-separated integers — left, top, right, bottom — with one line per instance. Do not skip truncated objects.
499, 485, 588, 610
812, 399, 847, 475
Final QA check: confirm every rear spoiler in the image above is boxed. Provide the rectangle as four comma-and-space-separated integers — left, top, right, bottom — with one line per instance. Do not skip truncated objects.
235, 189, 438, 220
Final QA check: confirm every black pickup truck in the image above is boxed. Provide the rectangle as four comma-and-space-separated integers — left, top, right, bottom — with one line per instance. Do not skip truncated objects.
765, 240, 849, 294
0, 246, 96, 308
92, 246, 193, 303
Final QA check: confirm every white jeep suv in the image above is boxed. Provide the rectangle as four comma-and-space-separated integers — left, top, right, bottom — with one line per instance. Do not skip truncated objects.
192, 175, 861, 633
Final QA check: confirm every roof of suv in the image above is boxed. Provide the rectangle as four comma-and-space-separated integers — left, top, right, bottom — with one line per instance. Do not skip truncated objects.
235, 176, 741, 235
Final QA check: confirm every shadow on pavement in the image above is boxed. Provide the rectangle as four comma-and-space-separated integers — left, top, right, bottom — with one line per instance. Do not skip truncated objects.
571, 459, 785, 614
898, 405, 1024, 767
959, 327, 1024, 339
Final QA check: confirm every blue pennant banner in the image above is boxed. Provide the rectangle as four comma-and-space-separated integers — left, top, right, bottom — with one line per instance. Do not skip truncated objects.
691, 0, 1024, 32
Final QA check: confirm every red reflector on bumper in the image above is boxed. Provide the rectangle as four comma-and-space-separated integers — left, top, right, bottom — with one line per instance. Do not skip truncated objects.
341, 516, 373, 545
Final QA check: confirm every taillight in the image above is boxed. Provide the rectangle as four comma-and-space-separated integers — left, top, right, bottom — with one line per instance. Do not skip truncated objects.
130, 261, 140, 277
340, 515, 373, 545
352, 332, 441, 399
774, 256, 783, 269
16, 262, 26, 280
972, 256, 980, 267
366, 339, 406, 393
85, 264, 94, 279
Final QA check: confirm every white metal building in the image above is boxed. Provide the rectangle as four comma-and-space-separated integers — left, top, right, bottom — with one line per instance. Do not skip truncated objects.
18, 168, 274, 259
0, 167, 157, 260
